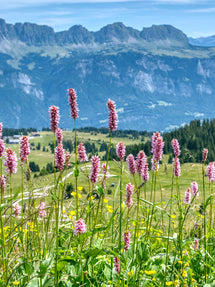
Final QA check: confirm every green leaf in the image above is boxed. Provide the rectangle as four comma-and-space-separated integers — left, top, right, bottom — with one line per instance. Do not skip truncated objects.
38, 258, 52, 278
74, 168, 79, 177
24, 261, 34, 276
97, 187, 104, 196
84, 247, 104, 258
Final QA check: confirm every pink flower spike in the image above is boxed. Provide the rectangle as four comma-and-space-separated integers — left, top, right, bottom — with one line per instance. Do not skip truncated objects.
123, 231, 131, 251
89, 155, 100, 184
206, 162, 215, 182
74, 218, 87, 235
0, 139, 5, 157
142, 163, 149, 182
194, 238, 199, 251
0, 122, 2, 139
4, 148, 18, 175
136, 150, 147, 175
173, 157, 181, 177
116, 142, 126, 161
0, 175, 6, 193
54, 144, 65, 171
77, 143, 88, 162
20, 136, 30, 163
184, 188, 191, 204
191, 181, 199, 197
39, 202, 47, 218
107, 99, 118, 132
68, 88, 79, 119
65, 151, 71, 168
113, 257, 120, 274
126, 183, 134, 207
14, 203, 21, 217
171, 139, 181, 157
202, 148, 208, 162
126, 154, 136, 175
56, 128, 63, 144
49, 105, 60, 133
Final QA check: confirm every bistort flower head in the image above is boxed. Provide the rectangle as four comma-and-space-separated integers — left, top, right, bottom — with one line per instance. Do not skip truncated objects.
123, 231, 131, 251
172, 139, 181, 157
56, 128, 63, 144
126, 154, 136, 175
65, 151, 71, 168
136, 150, 147, 176
74, 218, 86, 235
20, 136, 30, 163
0, 139, 5, 157
68, 88, 79, 119
116, 142, 126, 161
206, 162, 215, 182
0, 175, 6, 193
142, 163, 149, 182
126, 183, 134, 207
14, 203, 21, 217
113, 257, 120, 274
151, 132, 165, 162
89, 155, 100, 184
173, 157, 181, 177
194, 238, 199, 251
49, 105, 60, 133
54, 144, 65, 171
191, 181, 199, 196
39, 202, 47, 218
4, 148, 18, 174
202, 148, 208, 162
107, 99, 118, 132
77, 143, 88, 162
0, 122, 2, 139
184, 188, 191, 204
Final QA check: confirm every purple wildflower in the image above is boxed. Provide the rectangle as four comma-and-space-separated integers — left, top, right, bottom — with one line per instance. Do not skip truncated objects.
142, 163, 149, 182
74, 218, 87, 235
39, 202, 46, 218
20, 136, 30, 163
89, 155, 100, 184
14, 203, 21, 217
107, 99, 118, 132
54, 144, 65, 171
173, 157, 181, 177
184, 188, 191, 204
0, 139, 5, 157
171, 139, 181, 157
206, 162, 215, 182
0, 175, 6, 193
126, 154, 136, 175
113, 257, 120, 274
0, 122, 2, 139
136, 150, 147, 176
191, 181, 199, 197
151, 132, 165, 162
116, 142, 126, 161
126, 183, 134, 208
68, 88, 79, 119
77, 143, 88, 162
49, 105, 60, 133
202, 148, 208, 162
4, 148, 18, 174
56, 128, 63, 144
123, 231, 131, 251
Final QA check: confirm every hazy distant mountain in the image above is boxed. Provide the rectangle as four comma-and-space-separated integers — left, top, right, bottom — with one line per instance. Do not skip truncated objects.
1, 18, 215, 131
189, 35, 215, 47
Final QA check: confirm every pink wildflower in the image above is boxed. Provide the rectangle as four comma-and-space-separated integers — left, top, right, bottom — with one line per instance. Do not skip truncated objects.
123, 231, 131, 251
171, 139, 181, 157
113, 256, 120, 274
49, 105, 60, 133
173, 157, 181, 177
202, 148, 208, 162
194, 238, 199, 251
68, 88, 79, 119
126, 154, 136, 175
0, 175, 6, 193
65, 151, 71, 168
19, 136, 30, 163
89, 155, 100, 184
54, 144, 65, 171
151, 157, 159, 172
77, 143, 88, 162
56, 128, 63, 144
107, 99, 118, 132
151, 132, 164, 162
191, 181, 199, 197
74, 218, 86, 235
0, 139, 5, 157
4, 148, 17, 174
14, 203, 21, 217
39, 202, 46, 218
206, 162, 215, 182
116, 142, 126, 161
142, 163, 149, 182
136, 150, 147, 175
0, 122, 2, 138
184, 188, 191, 204
126, 183, 134, 207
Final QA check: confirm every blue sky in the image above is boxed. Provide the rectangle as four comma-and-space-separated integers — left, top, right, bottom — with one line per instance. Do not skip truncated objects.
0, 0, 215, 37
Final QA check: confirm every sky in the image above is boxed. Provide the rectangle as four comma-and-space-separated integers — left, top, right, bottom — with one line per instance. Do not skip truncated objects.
0, 0, 215, 38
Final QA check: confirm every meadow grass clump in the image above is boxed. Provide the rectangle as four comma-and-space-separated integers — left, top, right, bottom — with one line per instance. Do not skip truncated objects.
1, 91, 215, 287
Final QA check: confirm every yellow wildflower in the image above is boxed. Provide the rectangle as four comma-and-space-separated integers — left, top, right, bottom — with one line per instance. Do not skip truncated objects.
70, 210, 76, 216
166, 282, 173, 286
171, 215, 176, 219
104, 198, 108, 203
13, 281, 20, 285
128, 270, 134, 276
145, 270, 156, 275
77, 186, 83, 191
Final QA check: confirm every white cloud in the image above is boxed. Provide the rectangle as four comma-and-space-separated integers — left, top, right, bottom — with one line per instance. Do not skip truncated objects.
188, 7, 215, 13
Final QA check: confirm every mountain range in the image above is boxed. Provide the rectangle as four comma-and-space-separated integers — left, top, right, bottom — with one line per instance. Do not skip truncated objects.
1, 18, 215, 131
